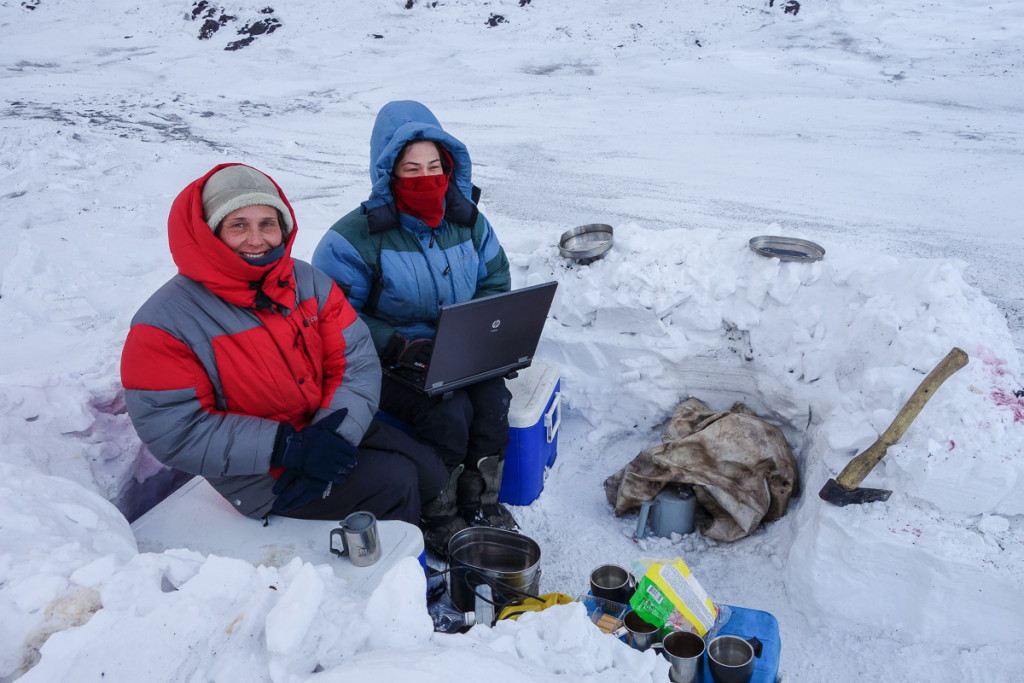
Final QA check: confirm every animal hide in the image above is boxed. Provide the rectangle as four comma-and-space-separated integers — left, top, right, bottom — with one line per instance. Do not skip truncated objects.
604, 397, 798, 542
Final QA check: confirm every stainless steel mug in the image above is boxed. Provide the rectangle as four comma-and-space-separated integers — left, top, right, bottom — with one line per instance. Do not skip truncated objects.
634, 484, 697, 540
589, 564, 636, 605
660, 630, 706, 683
330, 511, 381, 566
707, 634, 763, 683
621, 609, 661, 651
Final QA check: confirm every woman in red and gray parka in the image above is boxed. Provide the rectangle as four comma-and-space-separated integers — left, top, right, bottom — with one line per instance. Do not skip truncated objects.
121, 164, 448, 524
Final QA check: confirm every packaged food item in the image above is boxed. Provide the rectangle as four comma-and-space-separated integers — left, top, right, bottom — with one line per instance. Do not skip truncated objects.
596, 613, 619, 633
628, 557, 718, 636
574, 593, 630, 634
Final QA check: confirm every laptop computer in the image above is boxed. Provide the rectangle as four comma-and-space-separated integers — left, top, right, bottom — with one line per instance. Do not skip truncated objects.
383, 281, 558, 397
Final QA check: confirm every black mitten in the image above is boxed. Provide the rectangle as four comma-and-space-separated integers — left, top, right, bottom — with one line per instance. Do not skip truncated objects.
271, 408, 358, 483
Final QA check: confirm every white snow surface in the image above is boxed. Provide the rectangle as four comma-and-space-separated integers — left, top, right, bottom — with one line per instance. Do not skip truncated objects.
2, 0, 1024, 681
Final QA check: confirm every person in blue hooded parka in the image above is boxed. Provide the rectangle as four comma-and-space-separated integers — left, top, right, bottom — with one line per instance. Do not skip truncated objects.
312, 100, 514, 554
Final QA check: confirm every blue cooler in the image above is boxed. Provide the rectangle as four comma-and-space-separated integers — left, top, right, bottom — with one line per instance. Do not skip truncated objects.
500, 360, 562, 505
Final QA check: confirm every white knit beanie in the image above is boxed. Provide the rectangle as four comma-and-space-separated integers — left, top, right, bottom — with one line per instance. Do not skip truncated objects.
201, 165, 294, 234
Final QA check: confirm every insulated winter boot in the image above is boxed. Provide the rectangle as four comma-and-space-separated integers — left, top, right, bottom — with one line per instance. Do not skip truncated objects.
458, 455, 518, 530
420, 464, 469, 557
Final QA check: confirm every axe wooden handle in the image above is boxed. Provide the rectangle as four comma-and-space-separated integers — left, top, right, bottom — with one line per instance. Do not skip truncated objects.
835, 347, 969, 491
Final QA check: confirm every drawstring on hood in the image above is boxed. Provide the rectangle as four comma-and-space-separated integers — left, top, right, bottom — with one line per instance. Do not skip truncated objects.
249, 271, 288, 313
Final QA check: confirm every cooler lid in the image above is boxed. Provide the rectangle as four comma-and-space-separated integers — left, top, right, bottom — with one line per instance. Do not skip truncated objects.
507, 359, 561, 427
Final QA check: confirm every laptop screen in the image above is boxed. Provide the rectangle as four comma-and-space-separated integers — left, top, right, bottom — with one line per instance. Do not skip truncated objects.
416, 281, 558, 395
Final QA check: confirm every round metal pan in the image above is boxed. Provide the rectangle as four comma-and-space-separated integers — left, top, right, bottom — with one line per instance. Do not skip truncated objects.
748, 235, 825, 262
559, 224, 614, 264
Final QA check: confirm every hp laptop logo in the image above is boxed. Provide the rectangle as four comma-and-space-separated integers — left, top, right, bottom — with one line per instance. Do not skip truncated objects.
491, 319, 501, 330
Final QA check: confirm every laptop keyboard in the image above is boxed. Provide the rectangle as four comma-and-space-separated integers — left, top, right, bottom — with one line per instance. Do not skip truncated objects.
386, 365, 426, 386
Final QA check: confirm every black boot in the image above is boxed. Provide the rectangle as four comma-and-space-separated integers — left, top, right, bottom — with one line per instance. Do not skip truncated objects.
420, 464, 469, 556
458, 455, 518, 530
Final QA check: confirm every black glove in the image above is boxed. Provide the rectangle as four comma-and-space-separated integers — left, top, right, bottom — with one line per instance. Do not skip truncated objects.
271, 408, 358, 483
271, 470, 329, 513
382, 333, 434, 371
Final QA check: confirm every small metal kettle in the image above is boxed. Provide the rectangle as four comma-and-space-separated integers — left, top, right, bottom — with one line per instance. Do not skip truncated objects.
634, 484, 697, 540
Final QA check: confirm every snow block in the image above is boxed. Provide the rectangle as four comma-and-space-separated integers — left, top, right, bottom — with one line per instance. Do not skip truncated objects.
501, 360, 562, 505
130, 477, 424, 598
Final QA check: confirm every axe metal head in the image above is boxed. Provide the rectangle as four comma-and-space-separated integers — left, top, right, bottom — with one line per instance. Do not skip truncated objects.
818, 478, 892, 507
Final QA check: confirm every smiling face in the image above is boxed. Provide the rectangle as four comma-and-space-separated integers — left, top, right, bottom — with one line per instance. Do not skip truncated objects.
216, 205, 284, 260
394, 140, 446, 178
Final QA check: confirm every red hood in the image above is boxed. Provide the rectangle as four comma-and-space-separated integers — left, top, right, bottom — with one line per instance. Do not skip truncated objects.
168, 164, 298, 311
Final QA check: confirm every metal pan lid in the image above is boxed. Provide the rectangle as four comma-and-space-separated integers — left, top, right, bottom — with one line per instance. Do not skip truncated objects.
748, 235, 825, 262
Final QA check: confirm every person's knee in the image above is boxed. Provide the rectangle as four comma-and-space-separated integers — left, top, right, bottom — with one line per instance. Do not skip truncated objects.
380, 451, 418, 496
372, 452, 420, 524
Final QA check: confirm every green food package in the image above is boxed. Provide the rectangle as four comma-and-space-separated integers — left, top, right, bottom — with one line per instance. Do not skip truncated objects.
628, 557, 718, 636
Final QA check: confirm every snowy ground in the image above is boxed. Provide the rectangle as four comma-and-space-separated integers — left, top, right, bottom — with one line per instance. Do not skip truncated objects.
2, 0, 1023, 681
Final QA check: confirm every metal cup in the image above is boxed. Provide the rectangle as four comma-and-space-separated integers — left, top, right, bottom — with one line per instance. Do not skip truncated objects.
660, 630, 706, 683
589, 564, 636, 605
621, 609, 661, 651
330, 511, 381, 566
707, 634, 763, 683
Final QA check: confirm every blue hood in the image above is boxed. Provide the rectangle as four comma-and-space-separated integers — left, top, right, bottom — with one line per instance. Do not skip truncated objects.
364, 100, 475, 213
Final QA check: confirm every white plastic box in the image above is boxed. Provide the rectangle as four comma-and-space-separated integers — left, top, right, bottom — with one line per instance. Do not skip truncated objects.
500, 359, 562, 505
131, 477, 425, 597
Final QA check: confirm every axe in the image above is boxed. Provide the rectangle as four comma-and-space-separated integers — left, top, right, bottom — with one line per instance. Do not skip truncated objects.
819, 347, 969, 506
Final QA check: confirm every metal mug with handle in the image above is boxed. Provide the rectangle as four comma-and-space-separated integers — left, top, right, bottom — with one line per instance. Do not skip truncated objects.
330, 511, 381, 566
707, 634, 763, 683
589, 564, 637, 606
613, 609, 661, 651
655, 630, 706, 683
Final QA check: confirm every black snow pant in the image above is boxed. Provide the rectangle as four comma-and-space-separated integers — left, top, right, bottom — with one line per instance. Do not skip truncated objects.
379, 374, 512, 476
273, 418, 449, 525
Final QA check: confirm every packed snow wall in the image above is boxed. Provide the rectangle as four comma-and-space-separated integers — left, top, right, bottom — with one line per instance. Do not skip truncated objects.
517, 224, 1024, 646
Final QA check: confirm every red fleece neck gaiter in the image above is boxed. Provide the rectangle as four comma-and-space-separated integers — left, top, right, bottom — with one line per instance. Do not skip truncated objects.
393, 173, 449, 228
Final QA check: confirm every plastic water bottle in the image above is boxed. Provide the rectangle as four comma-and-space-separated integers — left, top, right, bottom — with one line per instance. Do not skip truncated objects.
428, 602, 476, 633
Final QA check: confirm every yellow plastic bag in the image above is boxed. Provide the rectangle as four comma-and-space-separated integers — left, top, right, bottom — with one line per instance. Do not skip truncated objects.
497, 592, 575, 621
